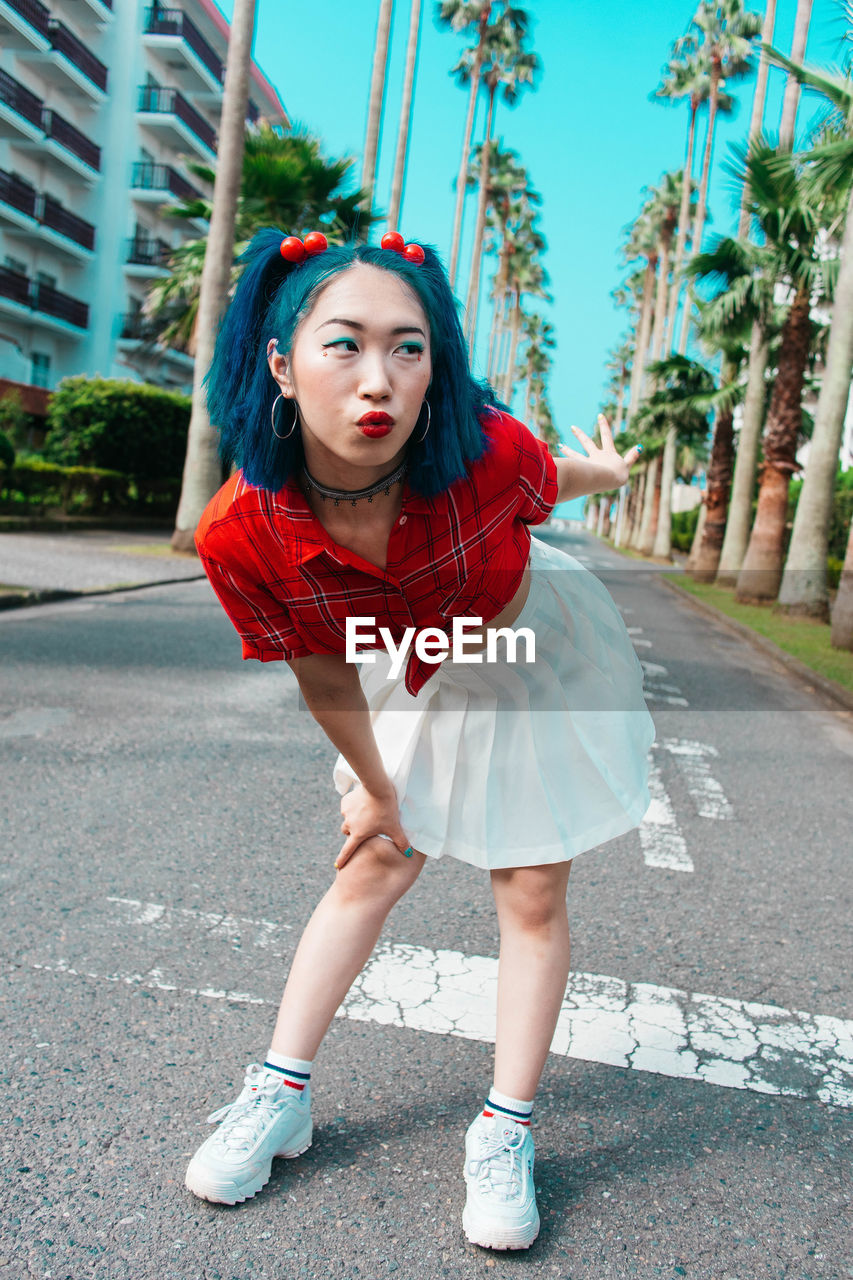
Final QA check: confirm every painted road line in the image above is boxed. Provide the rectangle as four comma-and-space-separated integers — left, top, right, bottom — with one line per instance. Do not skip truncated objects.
638, 760, 694, 873
640, 658, 690, 708
30, 941, 853, 1110
659, 739, 734, 821
106, 897, 289, 953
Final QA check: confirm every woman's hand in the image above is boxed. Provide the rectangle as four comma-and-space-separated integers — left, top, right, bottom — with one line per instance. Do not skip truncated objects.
558, 414, 642, 495
336, 783, 413, 870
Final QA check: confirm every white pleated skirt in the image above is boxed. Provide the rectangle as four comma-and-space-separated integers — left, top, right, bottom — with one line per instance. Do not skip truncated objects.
333, 535, 656, 870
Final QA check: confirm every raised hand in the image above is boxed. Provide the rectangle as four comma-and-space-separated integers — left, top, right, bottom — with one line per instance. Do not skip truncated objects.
559, 414, 642, 491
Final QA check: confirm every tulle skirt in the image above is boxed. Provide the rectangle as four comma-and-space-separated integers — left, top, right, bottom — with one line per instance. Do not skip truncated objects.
333, 535, 655, 869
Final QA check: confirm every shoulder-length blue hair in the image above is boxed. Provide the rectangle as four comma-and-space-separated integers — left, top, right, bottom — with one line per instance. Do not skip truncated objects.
206, 229, 501, 497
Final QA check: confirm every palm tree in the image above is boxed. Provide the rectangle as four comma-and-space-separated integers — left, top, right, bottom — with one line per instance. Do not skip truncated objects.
605, 339, 633, 433
735, 140, 840, 601
361, 0, 395, 223
519, 311, 555, 424
778, 0, 814, 148
623, 203, 660, 421
171, 0, 256, 553
438, 0, 494, 286
500, 245, 549, 404
832, 520, 853, 650
387, 0, 423, 231
771, 47, 853, 616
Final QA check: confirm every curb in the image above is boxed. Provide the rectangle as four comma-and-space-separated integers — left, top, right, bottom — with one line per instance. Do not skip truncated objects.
660, 576, 853, 715
0, 575, 206, 612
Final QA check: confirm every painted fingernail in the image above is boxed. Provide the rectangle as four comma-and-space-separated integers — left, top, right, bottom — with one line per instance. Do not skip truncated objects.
402, 846, 413, 858
637, 444, 644, 453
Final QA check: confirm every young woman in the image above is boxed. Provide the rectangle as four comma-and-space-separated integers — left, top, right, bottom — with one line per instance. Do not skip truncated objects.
185, 228, 654, 1251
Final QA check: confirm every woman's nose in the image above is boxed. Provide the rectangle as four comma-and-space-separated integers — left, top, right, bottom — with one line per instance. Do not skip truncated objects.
357, 354, 392, 398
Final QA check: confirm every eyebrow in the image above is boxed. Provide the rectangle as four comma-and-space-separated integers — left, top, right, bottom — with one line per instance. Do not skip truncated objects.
316, 318, 427, 338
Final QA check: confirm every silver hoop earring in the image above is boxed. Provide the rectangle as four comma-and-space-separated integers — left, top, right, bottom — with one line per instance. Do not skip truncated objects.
415, 399, 431, 444
271, 393, 298, 440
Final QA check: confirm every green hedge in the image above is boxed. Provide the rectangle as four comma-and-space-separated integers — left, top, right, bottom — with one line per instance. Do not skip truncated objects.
0, 458, 180, 515
0, 429, 14, 469
42, 377, 190, 481
671, 505, 700, 552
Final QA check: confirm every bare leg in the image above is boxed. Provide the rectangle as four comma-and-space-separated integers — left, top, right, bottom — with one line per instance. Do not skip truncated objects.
489, 861, 573, 1099
269, 837, 426, 1060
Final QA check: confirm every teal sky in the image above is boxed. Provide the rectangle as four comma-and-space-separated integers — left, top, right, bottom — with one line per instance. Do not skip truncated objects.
218, 0, 844, 466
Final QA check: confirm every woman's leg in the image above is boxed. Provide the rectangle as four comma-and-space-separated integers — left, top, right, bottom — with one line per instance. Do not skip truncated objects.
269, 837, 427, 1059
489, 861, 573, 1099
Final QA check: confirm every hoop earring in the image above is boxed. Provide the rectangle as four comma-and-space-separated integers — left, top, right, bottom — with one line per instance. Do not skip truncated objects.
415, 399, 431, 444
271, 393, 298, 440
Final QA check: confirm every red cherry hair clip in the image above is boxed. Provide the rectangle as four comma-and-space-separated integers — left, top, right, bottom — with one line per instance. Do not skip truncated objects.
381, 231, 425, 264
279, 231, 329, 263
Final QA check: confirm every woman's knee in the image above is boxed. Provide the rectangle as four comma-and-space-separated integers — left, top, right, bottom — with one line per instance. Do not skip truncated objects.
335, 836, 425, 907
491, 862, 572, 932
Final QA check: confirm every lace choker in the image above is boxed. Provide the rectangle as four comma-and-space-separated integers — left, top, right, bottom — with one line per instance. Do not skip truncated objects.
302, 460, 407, 507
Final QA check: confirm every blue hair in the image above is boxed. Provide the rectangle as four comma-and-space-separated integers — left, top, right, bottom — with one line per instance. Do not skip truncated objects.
206, 229, 501, 497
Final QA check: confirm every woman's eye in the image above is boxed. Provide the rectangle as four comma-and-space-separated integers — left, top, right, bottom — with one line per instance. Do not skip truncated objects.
323, 339, 359, 353
398, 343, 425, 356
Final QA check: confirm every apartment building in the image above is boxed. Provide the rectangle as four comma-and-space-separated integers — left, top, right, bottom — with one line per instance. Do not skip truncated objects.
0, 0, 287, 408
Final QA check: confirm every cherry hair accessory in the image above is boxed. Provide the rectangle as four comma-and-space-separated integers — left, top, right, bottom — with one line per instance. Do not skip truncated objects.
279, 232, 329, 263
381, 231, 425, 265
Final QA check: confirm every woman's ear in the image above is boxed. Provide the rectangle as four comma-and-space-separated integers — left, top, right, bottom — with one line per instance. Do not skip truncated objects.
267, 340, 294, 395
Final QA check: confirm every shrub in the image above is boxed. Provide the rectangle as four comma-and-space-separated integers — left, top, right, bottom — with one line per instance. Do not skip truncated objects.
0, 458, 180, 516
0, 428, 14, 469
671, 505, 700, 552
0, 390, 29, 452
42, 377, 190, 481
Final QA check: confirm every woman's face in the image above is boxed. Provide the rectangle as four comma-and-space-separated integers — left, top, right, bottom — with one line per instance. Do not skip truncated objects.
268, 263, 433, 485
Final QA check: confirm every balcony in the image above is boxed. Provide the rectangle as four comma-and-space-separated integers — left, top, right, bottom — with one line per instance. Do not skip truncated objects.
0, 170, 95, 252
0, 0, 50, 47
131, 160, 201, 204
143, 8, 223, 87
0, 67, 44, 135
41, 195, 95, 250
126, 235, 172, 275
137, 85, 216, 157
0, 167, 37, 219
43, 108, 101, 172
48, 19, 109, 93
0, 265, 89, 329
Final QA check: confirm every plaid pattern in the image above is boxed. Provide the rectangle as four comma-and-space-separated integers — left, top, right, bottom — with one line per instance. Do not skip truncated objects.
195, 410, 558, 696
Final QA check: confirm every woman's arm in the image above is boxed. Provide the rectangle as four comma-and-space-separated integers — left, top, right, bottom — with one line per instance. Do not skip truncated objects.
287, 652, 410, 867
554, 414, 641, 504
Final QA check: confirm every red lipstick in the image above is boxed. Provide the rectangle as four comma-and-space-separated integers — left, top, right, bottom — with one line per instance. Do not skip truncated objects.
357, 412, 394, 438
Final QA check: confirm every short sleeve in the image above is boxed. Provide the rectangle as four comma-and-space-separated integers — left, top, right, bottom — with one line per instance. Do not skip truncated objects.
198, 551, 313, 663
505, 414, 558, 524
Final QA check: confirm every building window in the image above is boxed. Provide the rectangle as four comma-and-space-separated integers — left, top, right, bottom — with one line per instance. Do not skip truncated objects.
4, 255, 28, 276
31, 352, 51, 389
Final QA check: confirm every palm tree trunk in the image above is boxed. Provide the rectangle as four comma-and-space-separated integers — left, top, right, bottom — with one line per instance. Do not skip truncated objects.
600, 500, 612, 539
614, 372, 626, 433
778, 0, 814, 149
679, 70, 720, 355
831, 516, 853, 650
779, 180, 853, 614
586, 497, 599, 531
652, 426, 677, 558
689, 406, 735, 580
171, 0, 256, 552
502, 292, 522, 404
666, 102, 698, 353
387, 0, 422, 231
465, 84, 496, 354
361, 0, 395, 220
737, 0, 777, 238
686, 500, 708, 570
716, 325, 770, 585
636, 454, 660, 553
629, 465, 647, 546
448, 3, 490, 287
627, 259, 657, 421
736, 282, 812, 601
614, 483, 629, 546
650, 223, 674, 365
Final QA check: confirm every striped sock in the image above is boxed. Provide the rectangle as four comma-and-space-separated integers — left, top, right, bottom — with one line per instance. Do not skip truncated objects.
483, 1087, 533, 1127
263, 1050, 312, 1093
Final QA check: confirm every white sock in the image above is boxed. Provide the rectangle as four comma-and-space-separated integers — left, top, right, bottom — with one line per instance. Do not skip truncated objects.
484, 1086, 534, 1126
263, 1049, 312, 1093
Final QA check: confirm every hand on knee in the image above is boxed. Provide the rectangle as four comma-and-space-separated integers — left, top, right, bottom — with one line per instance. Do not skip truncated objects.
334, 836, 423, 908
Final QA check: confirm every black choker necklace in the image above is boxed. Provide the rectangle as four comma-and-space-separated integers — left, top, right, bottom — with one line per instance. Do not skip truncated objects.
302, 460, 407, 507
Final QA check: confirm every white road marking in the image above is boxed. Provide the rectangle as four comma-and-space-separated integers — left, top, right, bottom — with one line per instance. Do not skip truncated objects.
30, 924, 853, 1110
639, 761, 694, 872
106, 896, 288, 952
640, 657, 690, 707
659, 739, 734, 821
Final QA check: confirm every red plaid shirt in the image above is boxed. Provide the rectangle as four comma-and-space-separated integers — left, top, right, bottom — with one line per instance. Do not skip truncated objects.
195, 409, 558, 696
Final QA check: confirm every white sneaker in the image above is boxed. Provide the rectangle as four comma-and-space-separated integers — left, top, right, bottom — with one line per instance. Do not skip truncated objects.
185, 1063, 312, 1204
462, 1111, 540, 1250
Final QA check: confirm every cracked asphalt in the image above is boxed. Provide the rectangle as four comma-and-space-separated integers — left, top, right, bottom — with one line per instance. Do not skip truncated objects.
1, 524, 851, 1280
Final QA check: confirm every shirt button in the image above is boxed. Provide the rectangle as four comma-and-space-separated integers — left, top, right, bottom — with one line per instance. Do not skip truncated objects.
398, 515, 407, 525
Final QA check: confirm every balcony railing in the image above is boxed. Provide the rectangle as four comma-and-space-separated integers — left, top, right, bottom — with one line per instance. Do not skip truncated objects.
4, 0, 50, 39
127, 236, 172, 267
131, 160, 201, 203
0, 266, 88, 327
48, 19, 108, 92
0, 68, 44, 130
43, 108, 101, 171
143, 8, 223, 83
137, 85, 216, 152
0, 167, 38, 218
41, 195, 95, 249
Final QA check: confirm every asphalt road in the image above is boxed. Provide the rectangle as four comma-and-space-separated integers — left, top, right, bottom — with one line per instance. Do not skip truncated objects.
1, 525, 851, 1280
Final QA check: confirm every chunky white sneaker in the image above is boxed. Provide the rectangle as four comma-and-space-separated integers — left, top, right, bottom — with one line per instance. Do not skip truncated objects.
462, 1112, 540, 1250
185, 1063, 312, 1205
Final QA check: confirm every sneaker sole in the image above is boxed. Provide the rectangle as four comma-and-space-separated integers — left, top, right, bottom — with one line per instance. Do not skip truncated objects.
462, 1204, 540, 1251
185, 1128, 313, 1206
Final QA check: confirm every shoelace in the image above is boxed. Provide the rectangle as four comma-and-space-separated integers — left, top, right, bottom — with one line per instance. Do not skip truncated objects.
469, 1126, 526, 1202
206, 1073, 286, 1154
